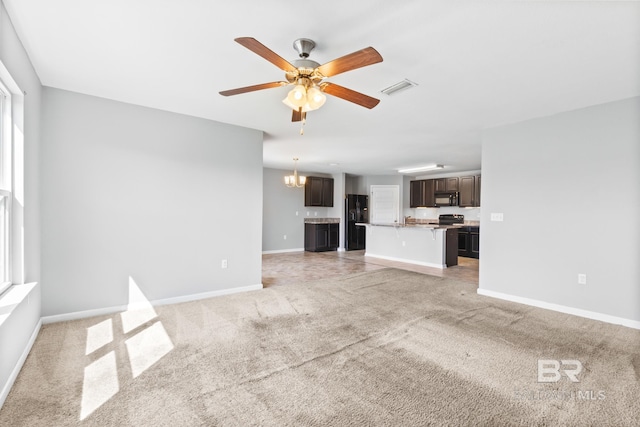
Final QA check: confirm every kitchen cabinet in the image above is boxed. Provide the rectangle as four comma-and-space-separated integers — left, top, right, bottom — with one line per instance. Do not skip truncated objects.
458, 226, 480, 258
305, 177, 334, 207
410, 180, 423, 207
459, 175, 481, 207
435, 177, 459, 193
305, 223, 339, 252
409, 179, 435, 208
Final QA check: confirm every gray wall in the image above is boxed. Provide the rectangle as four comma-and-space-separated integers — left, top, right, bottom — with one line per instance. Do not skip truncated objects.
0, 2, 42, 406
479, 97, 640, 323
263, 168, 344, 252
41, 88, 264, 316
346, 174, 404, 197
345, 174, 366, 195
263, 168, 307, 252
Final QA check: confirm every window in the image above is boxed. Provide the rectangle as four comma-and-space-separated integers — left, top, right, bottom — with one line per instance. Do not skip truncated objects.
0, 81, 11, 295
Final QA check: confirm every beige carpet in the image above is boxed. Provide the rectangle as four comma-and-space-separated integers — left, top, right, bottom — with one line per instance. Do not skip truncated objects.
1, 268, 639, 426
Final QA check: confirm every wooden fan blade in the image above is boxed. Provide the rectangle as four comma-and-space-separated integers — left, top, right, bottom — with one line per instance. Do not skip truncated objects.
219, 81, 288, 96
292, 108, 306, 122
235, 37, 298, 73
321, 83, 380, 109
316, 47, 383, 78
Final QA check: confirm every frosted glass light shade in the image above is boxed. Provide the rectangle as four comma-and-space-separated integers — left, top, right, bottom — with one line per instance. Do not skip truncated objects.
286, 85, 307, 108
306, 87, 326, 110
284, 174, 306, 187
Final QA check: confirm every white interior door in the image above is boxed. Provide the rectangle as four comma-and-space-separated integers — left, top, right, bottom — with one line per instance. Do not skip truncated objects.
369, 185, 399, 224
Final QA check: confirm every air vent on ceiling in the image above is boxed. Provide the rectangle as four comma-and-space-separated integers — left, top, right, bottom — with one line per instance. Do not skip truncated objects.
381, 79, 418, 96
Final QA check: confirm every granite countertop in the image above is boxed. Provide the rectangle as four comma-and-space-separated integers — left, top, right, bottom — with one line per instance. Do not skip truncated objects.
305, 218, 479, 226
304, 217, 340, 224
357, 222, 455, 229
405, 219, 481, 227
358, 220, 480, 229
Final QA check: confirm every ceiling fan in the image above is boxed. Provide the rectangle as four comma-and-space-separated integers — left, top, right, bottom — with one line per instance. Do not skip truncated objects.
219, 37, 383, 125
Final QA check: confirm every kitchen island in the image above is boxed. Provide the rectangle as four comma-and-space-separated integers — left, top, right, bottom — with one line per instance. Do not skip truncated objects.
357, 223, 459, 268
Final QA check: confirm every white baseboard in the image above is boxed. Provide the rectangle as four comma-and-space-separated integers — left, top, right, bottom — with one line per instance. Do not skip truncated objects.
477, 288, 640, 330
42, 283, 264, 324
42, 304, 128, 324
151, 284, 263, 307
0, 318, 41, 409
364, 253, 445, 269
262, 248, 304, 255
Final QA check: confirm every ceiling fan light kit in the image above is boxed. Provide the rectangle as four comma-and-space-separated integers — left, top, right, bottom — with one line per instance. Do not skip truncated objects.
281, 80, 326, 113
220, 37, 383, 132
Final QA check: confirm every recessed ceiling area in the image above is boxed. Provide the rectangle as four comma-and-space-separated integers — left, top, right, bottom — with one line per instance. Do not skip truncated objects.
5, 0, 639, 175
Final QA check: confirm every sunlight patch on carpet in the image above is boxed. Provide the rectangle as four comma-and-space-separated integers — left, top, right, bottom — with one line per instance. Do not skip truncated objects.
85, 318, 113, 355
125, 321, 174, 378
79, 276, 174, 420
80, 351, 119, 420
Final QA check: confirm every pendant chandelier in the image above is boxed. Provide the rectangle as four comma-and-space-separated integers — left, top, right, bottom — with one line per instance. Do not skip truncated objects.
284, 157, 306, 188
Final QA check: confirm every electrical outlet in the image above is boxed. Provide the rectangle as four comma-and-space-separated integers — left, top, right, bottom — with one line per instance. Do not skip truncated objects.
221, 259, 228, 269
295, 211, 299, 216
283, 235, 287, 240
314, 212, 318, 216
402, 241, 406, 247
578, 274, 587, 285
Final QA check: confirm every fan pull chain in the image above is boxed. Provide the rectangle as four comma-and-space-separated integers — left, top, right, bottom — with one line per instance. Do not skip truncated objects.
300, 115, 306, 135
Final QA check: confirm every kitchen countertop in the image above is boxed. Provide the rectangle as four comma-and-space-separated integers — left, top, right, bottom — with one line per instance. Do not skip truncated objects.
357, 222, 460, 230
404, 219, 480, 227
304, 218, 340, 224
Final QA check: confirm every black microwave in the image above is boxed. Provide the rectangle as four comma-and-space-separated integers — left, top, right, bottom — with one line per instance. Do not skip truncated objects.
434, 192, 458, 207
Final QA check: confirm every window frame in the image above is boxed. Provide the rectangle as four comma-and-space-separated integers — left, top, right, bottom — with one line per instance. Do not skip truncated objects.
0, 79, 12, 296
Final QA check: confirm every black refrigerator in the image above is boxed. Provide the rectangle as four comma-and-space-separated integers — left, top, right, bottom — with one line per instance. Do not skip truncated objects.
345, 194, 368, 251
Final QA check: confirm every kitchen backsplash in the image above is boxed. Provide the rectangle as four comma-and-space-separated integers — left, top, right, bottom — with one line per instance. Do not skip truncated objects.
404, 206, 481, 222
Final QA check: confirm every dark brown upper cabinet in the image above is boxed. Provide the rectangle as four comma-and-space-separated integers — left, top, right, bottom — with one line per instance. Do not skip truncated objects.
304, 177, 334, 207
410, 179, 436, 208
459, 175, 481, 207
435, 177, 459, 192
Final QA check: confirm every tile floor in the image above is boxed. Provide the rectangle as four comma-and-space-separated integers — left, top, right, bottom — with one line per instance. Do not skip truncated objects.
262, 250, 479, 287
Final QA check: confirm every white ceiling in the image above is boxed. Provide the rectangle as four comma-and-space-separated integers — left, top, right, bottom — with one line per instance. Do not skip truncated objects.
4, 0, 639, 176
